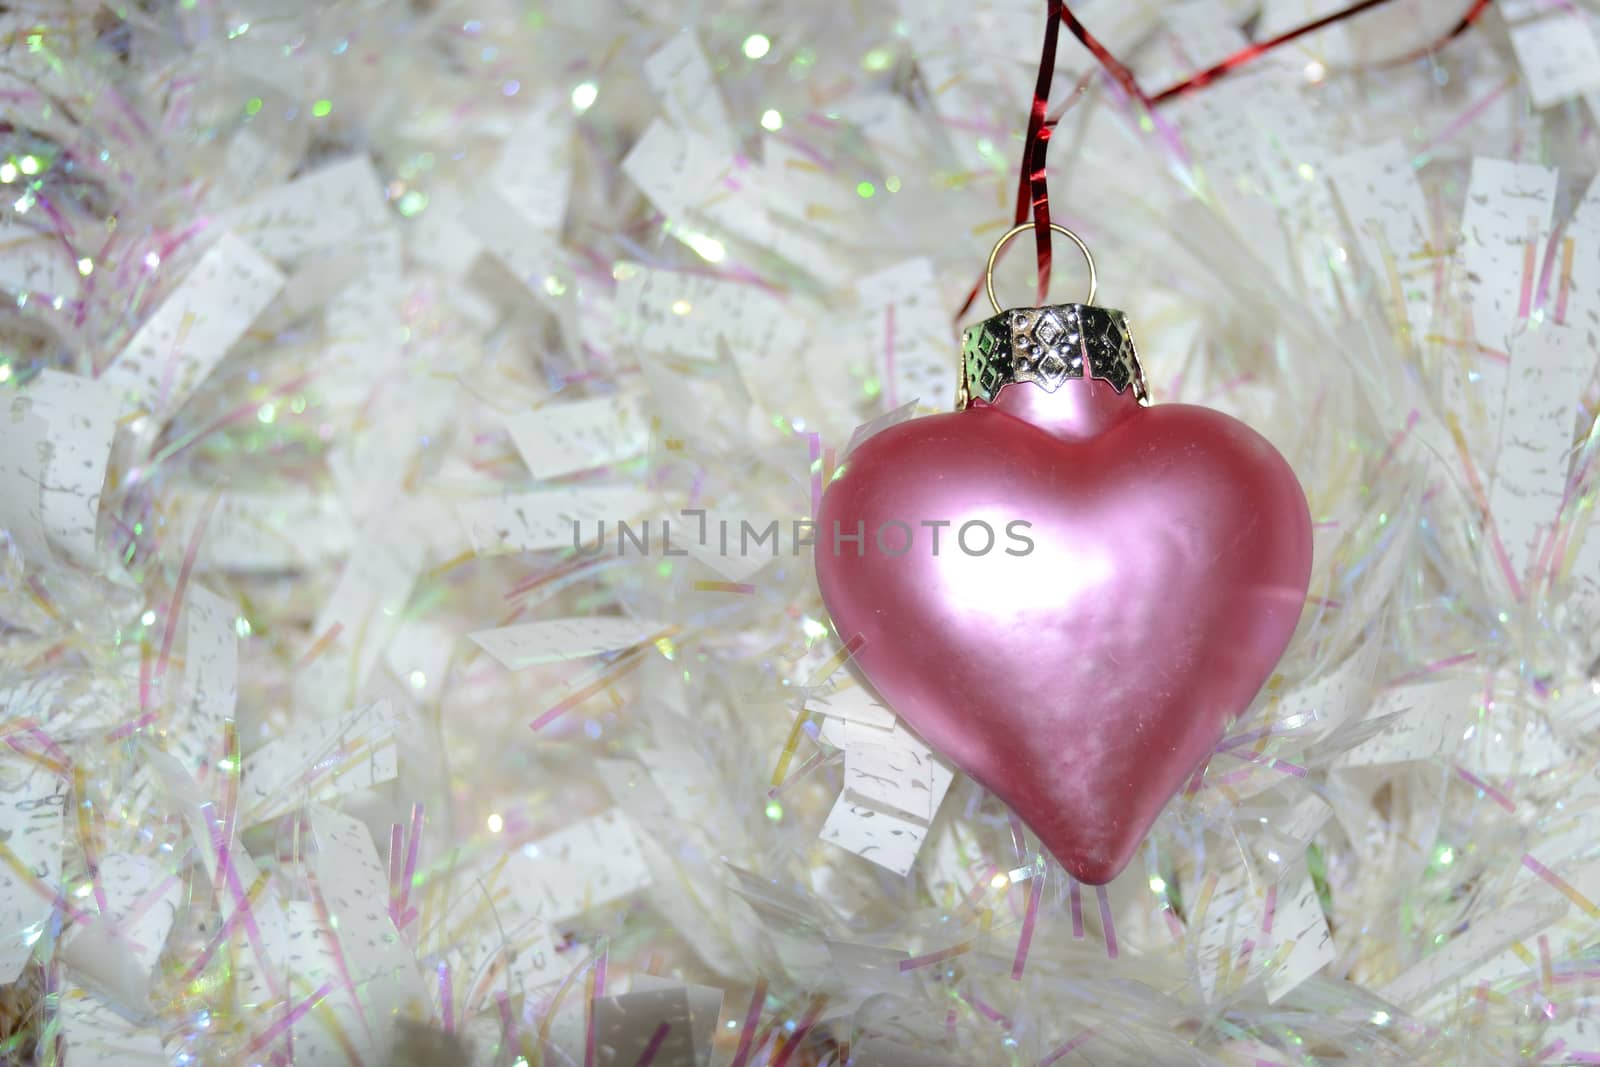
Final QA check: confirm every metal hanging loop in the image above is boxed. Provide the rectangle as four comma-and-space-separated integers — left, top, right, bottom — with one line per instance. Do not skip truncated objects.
984, 222, 1098, 314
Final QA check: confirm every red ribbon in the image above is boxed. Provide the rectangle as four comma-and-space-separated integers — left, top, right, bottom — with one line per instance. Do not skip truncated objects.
956, 0, 1495, 325
1018, 0, 1065, 305
1147, 0, 1495, 105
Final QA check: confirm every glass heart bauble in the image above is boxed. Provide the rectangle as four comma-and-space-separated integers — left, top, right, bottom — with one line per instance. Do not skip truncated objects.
814, 300, 1313, 884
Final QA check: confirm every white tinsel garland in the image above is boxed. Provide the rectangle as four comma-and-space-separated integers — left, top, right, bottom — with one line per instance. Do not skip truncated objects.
1, 0, 1599, 1065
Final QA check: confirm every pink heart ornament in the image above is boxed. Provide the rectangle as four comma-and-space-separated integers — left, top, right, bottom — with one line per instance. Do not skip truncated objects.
815, 304, 1311, 884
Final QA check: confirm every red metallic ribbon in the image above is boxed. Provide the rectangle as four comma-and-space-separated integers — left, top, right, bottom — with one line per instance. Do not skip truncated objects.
1019, 0, 1066, 305
958, 0, 1495, 325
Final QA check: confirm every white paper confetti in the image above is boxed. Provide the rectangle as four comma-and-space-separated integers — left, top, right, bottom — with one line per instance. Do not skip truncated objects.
1566, 527, 1600, 659
469, 616, 668, 669
1455, 158, 1558, 449
1332, 678, 1475, 766
855, 259, 955, 412
840, 719, 956, 802
502, 393, 650, 481
1490, 324, 1591, 584
456, 486, 657, 556
315, 226, 407, 408
844, 742, 940, 822
1155, 0, 1250, 82
306, 804, 429, 1062
1195, 872, 1258, 1001
489, 96, 573, 233
59, 853, 180, 1006
0, 407, 54, 562
1563, 172, 1600, 332
144, 750, 237, 884
1326, 138, 1434, 339
826, 939, 911, 988
167, 489, 354, 573
11, 369, 120, 564
844, 399, 920, 459
216, 128, 296, 206
635, 744, 726, 845
304, 516, 426, 695
1287, 637, 1383, 739
0, 219, 82, 298
1380, 896, 1567, 1006
506, 809, 652, 922
678, 506, 785, 582
612, 264, 810, 370
619, 120, 729, 221
1192, 854, 1337, 1003
905, 0, 1071, 171
260, 241, 370, 329
58, 985, 166, 1065
381, 620, 457, 703
444, 881, 566, 1008
808, 680, 898, 730
1263, 858, 1336, 1002
168, 585, 238, 781
221, 157, 389, 264
594, 986, 703, 1067
832, 95, 931, 174
627, 976, 723, 1067
1271, 792, 1335, 845
761, 138, 863, 238
643, 34, 736, 150
820, 797, 929, 878
819, 713, 956, 875
241, 700, 399, 824
100, 233, 285, 421
243, 900, 367, 1065
620, 122, 843, 280
1507, 11, 1600, 110
852, 1038, 963, 1067
0, 753, 67, 983
459, 184, 567, 299
1495, 0, 1557, 18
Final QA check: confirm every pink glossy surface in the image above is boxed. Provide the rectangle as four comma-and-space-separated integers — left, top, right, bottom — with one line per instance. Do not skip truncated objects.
814, 378, 1313, 884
